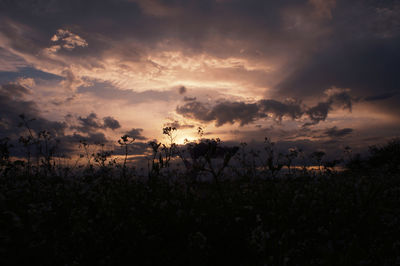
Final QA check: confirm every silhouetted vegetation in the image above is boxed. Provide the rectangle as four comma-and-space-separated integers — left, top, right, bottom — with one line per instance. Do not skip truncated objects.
1, 118, 400, 265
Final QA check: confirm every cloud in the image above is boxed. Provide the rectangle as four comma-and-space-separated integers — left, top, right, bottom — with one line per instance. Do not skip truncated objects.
305, 102, 330, 126
176, 99, 297, 127
0, 0, 399, 151
324, 126, 353, 138
0, 48, 27, 71
125, 128, 147, 140
0, 67, 63, 84
183, 96, 196, 101
274, 26, 400, 109
112, 141, 150, 157
0, 82, 31, 98
103, 116, 121, 130
0, 83, 122, 157
325, 87, 352, 111
210, 101, 260, 126
176, 101, 214, 123
70, 132, 108, 145
258, 99, 303, 120
0, 83, 67, 140
364, 92, 398, 102
60, 69, 86, 91
309, 0, 336, 19
126, 0, 181, 17
374, 4, 400, 38
76, 81, 175, 104
70, 113, 122, 133
177, 88, 354, 127
164, 120, 195, 130
75, 113, 102, 133
0, 0, 329, 96
178, 86, 187, 95
48, 29, 88, 52
305, 87, 353, 126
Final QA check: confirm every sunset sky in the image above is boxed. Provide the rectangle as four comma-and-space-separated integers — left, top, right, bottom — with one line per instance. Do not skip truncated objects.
1, 0, 399, 157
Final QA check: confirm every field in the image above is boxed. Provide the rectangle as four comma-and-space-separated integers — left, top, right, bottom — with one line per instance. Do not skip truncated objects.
1, 134, 400, 265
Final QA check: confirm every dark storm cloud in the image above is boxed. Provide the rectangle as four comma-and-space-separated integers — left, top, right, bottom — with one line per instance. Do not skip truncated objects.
0, 18, 46, 56
0, 83, 66, 138
164, 120, 195, 130
113, 143, 150, 157
103, 116, 121, 130
0, 83, 31, 98
258, 99, 303, 120
0, 0, 323, 64
0, 84, 121, 158
1, 0, 399, 156
273, 1, 400, 118
0, 82, 118, 158
178, 86, 187, 95
1, 0, 398, 70
3, 0, 398, 107
67, 132, 108, 145
176, 100, 261, 126
364, 91, 398, 102
183, 96, 196, 101
53, 131, 112, 157
177, 89, 354, 127
76, 113, 102, 132
72, 113, 122, 133
324, 126, 353, 138
175, 99, 298, 127
305, 102, 330, 126
304, 88, 353, 126
210, 101, 260, 126
125, 128, 147, 140
176, 101, 214, 122
0, 67, 63, 84
276, 37, 400, 99
0, 47, 27, 71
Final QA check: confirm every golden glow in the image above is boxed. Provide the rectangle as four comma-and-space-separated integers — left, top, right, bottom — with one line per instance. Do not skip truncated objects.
174, 135, 197, 145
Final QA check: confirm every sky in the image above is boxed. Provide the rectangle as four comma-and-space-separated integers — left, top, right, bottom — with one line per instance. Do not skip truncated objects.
1, 0, 400, 159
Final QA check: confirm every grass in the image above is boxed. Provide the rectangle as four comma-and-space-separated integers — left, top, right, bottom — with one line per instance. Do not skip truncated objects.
1, 126, 400, 265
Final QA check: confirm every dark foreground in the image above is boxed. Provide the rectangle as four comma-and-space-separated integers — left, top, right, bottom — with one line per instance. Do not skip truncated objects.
1, 140, 400, 265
